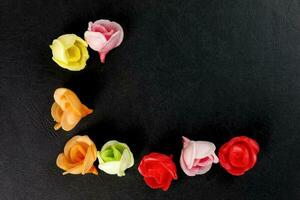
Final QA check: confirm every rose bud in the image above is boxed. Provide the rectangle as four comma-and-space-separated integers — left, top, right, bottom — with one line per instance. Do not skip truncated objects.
218, 136, 260, 176
50, 34, 89, 71
51, 88, 93, 131
138, 153, 177, 191
56, 135, 98, 175
97, 140, 134, 177
84, 19, 124, 63
180, 136, 219, 176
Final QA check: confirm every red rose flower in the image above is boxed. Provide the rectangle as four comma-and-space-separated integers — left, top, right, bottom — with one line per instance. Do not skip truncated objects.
218, 136, 260, 176
138, 153, 178, 191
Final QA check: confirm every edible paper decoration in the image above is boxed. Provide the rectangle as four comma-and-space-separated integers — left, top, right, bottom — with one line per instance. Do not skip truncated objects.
180, 136, 219, 176
138, 153, 177, 191
48, 19, 264, 184
84, 19, 124, 63
50, 34, 89, 71
97, 140, 134, 177
51, 88, 93, 131
218, 136, 260, 176
56, 135, 98, 175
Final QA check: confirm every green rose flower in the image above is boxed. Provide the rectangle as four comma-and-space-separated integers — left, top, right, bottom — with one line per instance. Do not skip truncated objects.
97, 140, 134, 177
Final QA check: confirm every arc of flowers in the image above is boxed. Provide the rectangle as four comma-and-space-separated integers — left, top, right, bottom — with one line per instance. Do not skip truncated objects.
50, 19, 261, 192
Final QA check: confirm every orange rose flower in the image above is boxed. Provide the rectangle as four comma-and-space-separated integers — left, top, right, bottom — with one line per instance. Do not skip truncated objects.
51, 88, 93, 131
56, 135, 98, 175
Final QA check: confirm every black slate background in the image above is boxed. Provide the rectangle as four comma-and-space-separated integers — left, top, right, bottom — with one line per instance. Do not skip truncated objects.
1, 0, 300, 199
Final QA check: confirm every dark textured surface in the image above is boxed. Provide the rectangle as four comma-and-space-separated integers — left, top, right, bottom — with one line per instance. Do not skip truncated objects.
1, 0, 300, 199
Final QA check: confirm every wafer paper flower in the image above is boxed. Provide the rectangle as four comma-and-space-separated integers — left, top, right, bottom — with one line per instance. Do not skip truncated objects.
56, 135, 98, 175
51, 88, 93, 131
50, 34, 89, 71
180, 136, 219, 176
84, 19, 124, 63
138, 153, 177, 191
97, 140, 134, 177
219, 136, 259, 176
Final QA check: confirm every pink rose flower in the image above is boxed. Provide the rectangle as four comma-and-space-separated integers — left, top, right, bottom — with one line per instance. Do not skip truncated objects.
84, 19, 124, 63
180, 136, 219, 176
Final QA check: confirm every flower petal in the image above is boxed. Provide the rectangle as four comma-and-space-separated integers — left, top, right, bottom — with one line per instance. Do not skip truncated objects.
99, 30, 123, 53
180, 153, 197, 176
195, 156, 214, 166
63, 164, 84, 175
84, 31, 107, 51
53, 88, 81, 112
193, 141, 217, 159
98, 161, 121, 175
182, 141, 196, 169
212, 152, 219, 163
51, 102, 63, 122
63, 135, 82, 156
50, 39, 68, 63
60, 110, 81, 131
195, 164, 213, 175
56, 153, 77, 171
88, 166, 99, 175
144, 177, 161, 189
69, 144, 87, 163
118, 148, 134, 176
82, 144, 97, 174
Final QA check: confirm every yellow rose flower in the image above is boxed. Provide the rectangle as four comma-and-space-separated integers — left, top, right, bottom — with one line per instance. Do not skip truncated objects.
50, 34, 89, 71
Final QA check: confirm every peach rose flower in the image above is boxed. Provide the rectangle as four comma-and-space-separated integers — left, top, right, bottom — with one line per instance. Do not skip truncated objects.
51, 88, 93, 131
56, 135, 98, 175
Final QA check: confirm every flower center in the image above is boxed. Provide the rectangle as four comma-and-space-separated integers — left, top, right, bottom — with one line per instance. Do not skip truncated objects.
69, 144, 86, 162
66, 46, 81, 63
91, 24, 115, 40
229, 144, 250, 168
100, 144, 125, 162
103, 30, 114, 40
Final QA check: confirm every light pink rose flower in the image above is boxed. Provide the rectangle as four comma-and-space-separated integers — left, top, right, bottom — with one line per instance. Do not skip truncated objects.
180, 136, 219, 176
84, 19, 124, 63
